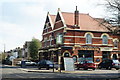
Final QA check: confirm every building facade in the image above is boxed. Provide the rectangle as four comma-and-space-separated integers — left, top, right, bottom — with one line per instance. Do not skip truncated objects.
23, 41, 31, 59
39, 7, 120, 66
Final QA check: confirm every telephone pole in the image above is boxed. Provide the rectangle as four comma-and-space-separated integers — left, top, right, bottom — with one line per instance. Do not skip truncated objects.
3, 44, 6, 59
4, 44, 5, 53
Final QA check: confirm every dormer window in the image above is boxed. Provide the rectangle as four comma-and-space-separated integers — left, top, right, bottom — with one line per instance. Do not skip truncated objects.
86, 34, 92, 44
102, 35, 108, 44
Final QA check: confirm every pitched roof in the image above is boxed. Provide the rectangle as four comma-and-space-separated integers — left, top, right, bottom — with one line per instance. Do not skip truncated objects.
61, 12, 109, 32
49, 15, 56, 25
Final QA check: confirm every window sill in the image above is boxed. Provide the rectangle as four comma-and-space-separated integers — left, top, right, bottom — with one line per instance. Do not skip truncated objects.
113, 47, 118, 49
86, 43, 92, 45
102, 44, 108, 45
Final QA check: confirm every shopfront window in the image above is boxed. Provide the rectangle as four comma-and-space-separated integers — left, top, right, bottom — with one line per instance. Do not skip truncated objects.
78, 50, 94, 61
86, 34, 92, 44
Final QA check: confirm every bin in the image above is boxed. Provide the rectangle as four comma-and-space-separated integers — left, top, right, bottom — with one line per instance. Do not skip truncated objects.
21, 61, 26, 68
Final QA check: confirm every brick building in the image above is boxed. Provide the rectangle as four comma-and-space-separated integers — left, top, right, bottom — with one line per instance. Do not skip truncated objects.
39, 7, 120, 66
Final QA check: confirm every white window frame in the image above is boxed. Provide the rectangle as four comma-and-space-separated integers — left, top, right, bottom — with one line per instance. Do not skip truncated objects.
102, 35, 108, 45
86, 34, 92, 44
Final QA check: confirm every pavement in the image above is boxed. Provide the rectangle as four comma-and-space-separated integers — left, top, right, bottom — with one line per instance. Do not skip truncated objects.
17, 65, 119, 74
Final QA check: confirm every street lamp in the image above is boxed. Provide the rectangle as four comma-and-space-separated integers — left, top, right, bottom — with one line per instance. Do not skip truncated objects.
52, 51, 54, 72
58, 47, 61, 73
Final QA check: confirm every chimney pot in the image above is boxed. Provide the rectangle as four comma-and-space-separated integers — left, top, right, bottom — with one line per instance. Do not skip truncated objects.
74, 6, 79, 27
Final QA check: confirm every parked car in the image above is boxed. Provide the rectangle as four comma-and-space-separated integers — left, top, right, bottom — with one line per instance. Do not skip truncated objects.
37, 60, 58, 70
98, 59, 120, 70
25, 60, 37, 66
16, 61, 21, 65
16, 60, 36, 66
75, 60, 96, 70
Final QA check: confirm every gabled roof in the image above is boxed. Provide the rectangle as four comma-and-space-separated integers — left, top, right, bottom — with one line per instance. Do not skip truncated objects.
49, 15, 56, 26
61, 12, 109, 32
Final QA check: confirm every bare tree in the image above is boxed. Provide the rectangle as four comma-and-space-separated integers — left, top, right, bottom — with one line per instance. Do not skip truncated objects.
100, 0, 120, 34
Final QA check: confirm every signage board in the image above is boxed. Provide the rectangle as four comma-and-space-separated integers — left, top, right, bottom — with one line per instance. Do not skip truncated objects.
64, 57, 75, 71
100, 47, 113, 51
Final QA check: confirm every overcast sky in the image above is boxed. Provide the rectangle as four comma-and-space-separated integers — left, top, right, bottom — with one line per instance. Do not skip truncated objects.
0, 0, 107, 52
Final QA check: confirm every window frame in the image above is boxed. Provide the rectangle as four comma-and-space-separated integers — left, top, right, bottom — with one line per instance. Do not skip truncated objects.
113, 40, 118, 48
86, 34, 92, 44
102, 35, 108, 45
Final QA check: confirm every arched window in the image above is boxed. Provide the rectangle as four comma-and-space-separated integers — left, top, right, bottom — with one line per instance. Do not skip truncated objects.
113, 54, 117, 60
86, 34, 92, 44
64, 53, 70, 57
114, 40, 118, 48
102, 35, 108, 44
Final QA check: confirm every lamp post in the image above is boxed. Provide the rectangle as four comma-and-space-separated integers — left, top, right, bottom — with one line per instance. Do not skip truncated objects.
58, 47, 61, 73
3, 44, 6, 60
52, 51, 54, 72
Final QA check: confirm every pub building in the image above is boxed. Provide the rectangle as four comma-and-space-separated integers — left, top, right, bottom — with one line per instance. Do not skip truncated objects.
39, 7, 120, 67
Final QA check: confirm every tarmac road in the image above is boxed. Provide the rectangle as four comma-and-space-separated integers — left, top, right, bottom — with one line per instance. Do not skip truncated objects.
1, 64, 120, 80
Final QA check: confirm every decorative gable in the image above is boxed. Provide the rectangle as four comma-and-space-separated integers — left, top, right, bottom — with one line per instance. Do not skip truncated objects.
53, 8, 66, 30
42, 12, 53, 34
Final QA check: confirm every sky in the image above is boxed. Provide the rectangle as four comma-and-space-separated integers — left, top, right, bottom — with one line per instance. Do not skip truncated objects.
0, 0, 107, 52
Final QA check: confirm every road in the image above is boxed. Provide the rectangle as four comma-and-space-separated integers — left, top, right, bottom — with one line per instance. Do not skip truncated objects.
1, 64, 120, 80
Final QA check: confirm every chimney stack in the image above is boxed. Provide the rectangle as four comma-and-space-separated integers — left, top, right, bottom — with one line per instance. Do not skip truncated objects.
74, 6, 79, 27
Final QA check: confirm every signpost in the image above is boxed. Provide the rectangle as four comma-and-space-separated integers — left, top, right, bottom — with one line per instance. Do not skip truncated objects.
64, 57, 75, 71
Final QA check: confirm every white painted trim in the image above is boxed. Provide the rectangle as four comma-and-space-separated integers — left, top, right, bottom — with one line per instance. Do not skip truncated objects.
64, 36, 113, 39
111, 54, 119, 58
64, 43, 75, 45
43, 26, 66, 35
113, 38, 119, 42
48, 14, 54, 29
55, 20, 62, 23
94, 56, 102, 58
64, 43, 113, 46
101, 33, 109, 38
84, 32, 94, 37
64, 36, 84, 38
63, 50, 71, 57
95, 63, 100, 64
57, 8, 67, 27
